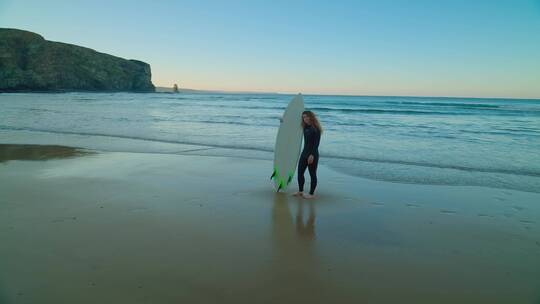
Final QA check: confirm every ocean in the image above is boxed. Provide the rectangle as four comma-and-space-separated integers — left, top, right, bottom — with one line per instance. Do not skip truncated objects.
1, 92, 539, 193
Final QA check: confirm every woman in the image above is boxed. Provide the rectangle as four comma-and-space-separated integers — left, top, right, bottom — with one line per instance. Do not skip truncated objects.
293, 110, 322, 199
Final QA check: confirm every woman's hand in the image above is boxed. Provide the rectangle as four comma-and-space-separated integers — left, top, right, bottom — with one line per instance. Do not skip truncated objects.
308, 154, 314, 164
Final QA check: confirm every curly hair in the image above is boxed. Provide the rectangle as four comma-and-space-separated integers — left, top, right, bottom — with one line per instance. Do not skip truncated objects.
301, 110, 323, 134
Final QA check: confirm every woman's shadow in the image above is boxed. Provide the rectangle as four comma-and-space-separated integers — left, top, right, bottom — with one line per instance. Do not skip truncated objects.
295, 198, 316, 241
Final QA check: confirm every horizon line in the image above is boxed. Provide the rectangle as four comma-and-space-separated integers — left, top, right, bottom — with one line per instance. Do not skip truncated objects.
156, 86, 540, 101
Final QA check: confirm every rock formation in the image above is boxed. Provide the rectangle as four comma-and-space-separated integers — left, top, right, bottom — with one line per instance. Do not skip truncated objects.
0, 28, 155, 92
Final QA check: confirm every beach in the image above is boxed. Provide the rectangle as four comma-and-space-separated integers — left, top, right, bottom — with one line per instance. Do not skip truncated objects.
1, 144, 539, 303
2, 0, 540, 302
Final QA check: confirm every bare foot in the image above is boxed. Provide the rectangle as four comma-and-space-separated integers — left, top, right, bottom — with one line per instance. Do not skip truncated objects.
303, 193, 316, 199
292, 191, 303, 197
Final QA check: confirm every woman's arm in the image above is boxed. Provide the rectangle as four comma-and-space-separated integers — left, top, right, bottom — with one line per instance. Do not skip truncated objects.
306, 128, 321, 164
313, 129, 320, 151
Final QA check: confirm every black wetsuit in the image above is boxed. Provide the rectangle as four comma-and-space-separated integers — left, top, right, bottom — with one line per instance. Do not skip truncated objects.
298, 124, 321, 195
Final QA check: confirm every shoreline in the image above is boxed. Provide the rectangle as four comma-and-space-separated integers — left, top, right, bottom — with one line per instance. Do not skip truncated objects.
1, 144, 539, 303
2, 128, 539, 194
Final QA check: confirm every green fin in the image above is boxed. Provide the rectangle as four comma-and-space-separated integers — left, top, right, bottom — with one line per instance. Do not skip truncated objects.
287, 173, 293, 185
278, 179, 284, 191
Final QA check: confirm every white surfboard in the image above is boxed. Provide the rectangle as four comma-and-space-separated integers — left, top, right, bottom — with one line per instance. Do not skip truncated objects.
271, 94, 305, 192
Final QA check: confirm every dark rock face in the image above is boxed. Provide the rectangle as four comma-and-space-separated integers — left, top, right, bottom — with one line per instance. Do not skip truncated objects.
0, 28, 155, 92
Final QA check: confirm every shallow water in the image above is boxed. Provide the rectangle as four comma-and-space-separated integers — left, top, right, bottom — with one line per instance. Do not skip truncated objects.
1, 92, 539, 192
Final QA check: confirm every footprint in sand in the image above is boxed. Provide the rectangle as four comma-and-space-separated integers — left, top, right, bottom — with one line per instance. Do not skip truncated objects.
440, 210, 457, 215
232, 191, 250, 196
129, 207, 149, 213
51, 216, 77, 223
184, 198, 204, 205
185, 199, 206, 207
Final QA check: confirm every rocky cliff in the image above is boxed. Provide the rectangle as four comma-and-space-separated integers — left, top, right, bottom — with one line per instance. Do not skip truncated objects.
0, 28, 155, 92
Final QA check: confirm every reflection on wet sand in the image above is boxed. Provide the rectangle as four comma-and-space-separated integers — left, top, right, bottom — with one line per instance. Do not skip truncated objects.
296, 200, 316, 241
0, 144, 94, 163
270, 193, 326, 301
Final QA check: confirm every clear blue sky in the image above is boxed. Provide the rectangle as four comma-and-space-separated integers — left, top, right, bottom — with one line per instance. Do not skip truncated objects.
1, 0, 539, 98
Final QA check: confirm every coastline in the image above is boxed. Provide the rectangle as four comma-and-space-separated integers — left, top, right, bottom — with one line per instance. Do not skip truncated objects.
1, 144, 539, 303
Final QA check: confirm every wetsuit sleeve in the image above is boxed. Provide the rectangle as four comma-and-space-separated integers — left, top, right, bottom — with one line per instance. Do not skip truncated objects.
313, 129, 320, 154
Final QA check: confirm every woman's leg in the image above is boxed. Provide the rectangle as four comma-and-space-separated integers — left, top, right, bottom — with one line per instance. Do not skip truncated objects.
297, 156, 308, 192
307, 155, 319, 195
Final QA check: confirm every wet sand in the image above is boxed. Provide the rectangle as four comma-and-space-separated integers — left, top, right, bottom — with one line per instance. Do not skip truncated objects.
0, 143, 94, 163
0, 144, 539, 303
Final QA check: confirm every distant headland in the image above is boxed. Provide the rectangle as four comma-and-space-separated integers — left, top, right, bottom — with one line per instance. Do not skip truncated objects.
0, 28, 155, 92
